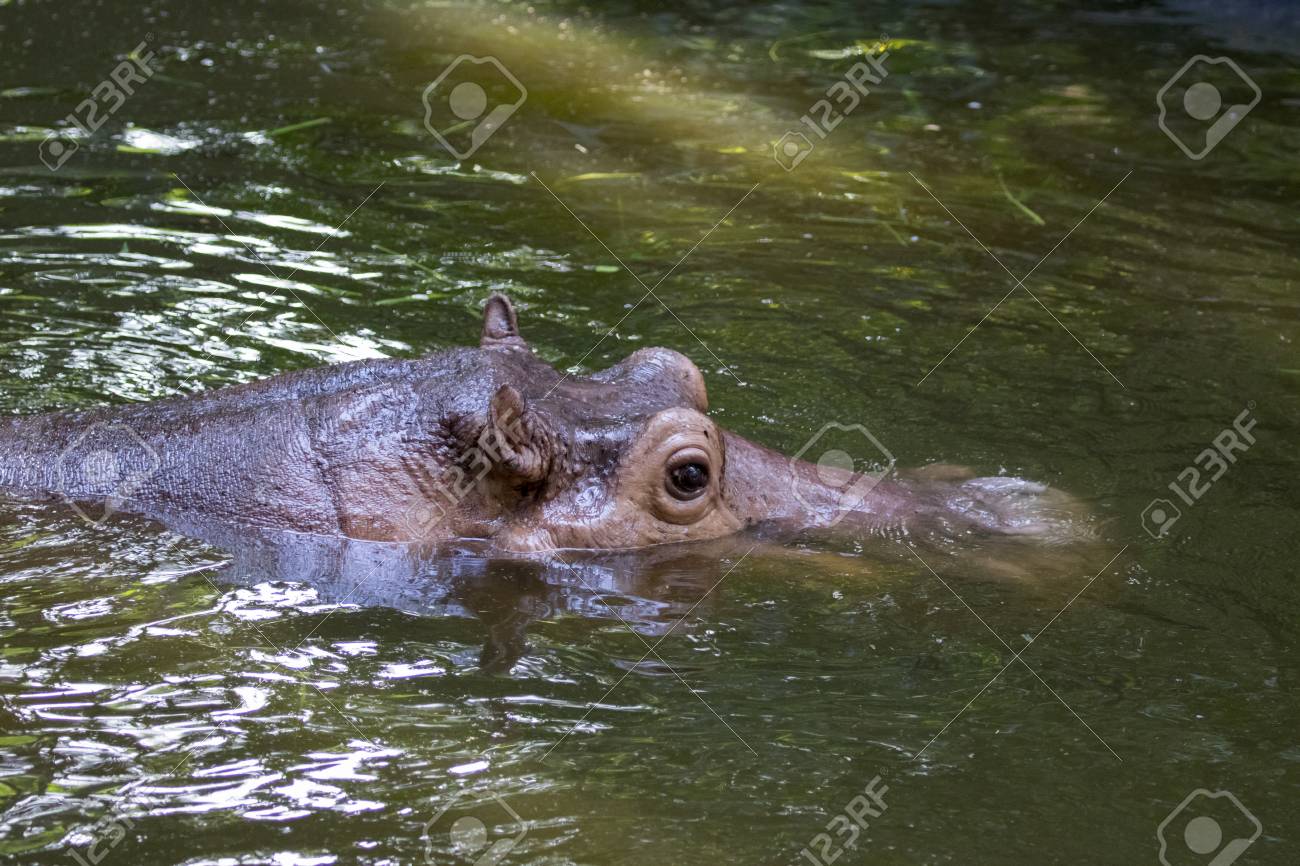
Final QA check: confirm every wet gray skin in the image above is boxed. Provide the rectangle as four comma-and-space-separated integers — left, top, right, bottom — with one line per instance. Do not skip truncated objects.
0, 294, 1082, 552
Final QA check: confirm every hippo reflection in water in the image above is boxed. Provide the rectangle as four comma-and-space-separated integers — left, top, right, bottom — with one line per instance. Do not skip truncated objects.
145, 511, 770, 674
0, 294, 1083, 552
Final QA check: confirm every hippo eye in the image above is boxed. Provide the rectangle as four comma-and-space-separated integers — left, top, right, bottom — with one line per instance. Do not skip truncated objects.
667, 461, 710, 500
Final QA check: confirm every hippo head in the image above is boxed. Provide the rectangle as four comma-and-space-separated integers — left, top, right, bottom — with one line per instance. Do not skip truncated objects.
443, 295, 748, 551
417, 295, 1081, 553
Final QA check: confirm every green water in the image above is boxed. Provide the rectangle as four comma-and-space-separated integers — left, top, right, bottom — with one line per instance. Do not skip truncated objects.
1, 1, 1297, 864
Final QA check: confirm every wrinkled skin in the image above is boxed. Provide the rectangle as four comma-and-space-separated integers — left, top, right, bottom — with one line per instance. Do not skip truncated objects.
0, 295, 1083, 552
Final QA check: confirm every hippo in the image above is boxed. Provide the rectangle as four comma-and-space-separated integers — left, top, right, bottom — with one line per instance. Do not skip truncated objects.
0, 295, 1079, 552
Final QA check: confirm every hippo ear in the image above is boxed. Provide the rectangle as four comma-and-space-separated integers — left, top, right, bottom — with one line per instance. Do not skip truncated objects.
481, 294, 528, 351
485, 384, 555, 484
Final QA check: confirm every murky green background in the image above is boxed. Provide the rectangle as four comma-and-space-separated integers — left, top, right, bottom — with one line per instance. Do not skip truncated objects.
1, 1, 1297, 864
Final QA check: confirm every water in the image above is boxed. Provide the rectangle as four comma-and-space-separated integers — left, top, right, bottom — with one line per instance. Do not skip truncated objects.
1, 1, 1297, 863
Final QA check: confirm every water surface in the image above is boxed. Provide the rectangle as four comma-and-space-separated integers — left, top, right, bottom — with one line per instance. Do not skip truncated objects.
1, 1, 1297, 864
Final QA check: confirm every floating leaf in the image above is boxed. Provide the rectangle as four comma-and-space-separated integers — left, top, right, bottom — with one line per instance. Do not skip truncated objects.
1, 86, 61, 98
265, 117, 333, 138
997, 173, 1045, 226
768, 30, 835, 62
150, 72, 206, 90
0, 736, 37, 747
375, 294, 439, 306
808, 47, 857, 60
560, 171, 641, 184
